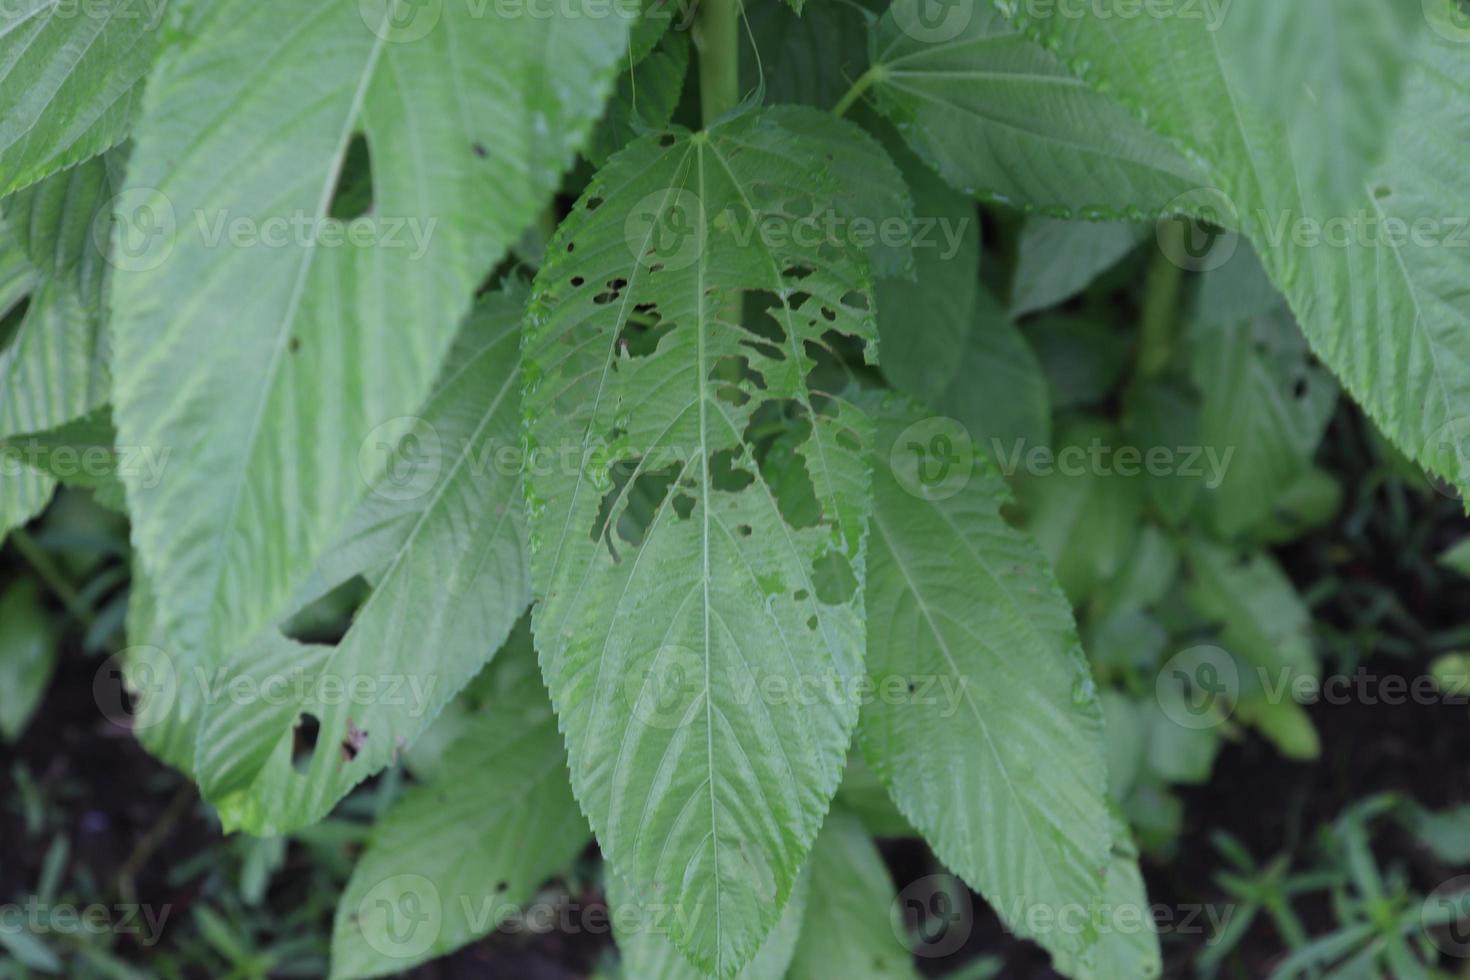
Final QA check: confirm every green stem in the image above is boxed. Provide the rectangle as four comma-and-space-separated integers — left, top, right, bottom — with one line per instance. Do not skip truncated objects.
1136, 219, 1185, 381
696, 0, 741, 124
833, 66, 883, 117
10, 528, 95, 628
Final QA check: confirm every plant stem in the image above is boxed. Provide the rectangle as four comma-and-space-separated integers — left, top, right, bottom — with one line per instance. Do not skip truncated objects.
696, 0, 740, 124
833, 66, 883, 117
10, 528, 95, 628
1136, 219, 1185, 381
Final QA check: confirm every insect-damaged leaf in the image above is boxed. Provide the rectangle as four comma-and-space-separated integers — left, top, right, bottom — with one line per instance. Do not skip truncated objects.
521, 106, 891, 975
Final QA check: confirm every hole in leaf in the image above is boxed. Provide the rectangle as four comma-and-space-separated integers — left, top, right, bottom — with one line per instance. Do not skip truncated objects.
328, 133, 374, 221
0, 295, 31, 352
587, 195, 605, 211
280, 576, 371, 645
292, 713, 322, 773
748, 408, 822, 530
590, 459, 682, 559
618, 304, 676, 359
709, 448, 755, 493
811, 550, 858, 604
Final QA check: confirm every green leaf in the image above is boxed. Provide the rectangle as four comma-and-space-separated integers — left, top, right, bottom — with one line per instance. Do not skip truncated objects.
1002, 0, 1470, 496
1123, 381, 1202, 527
1189, 305, 1337, 536
0, 466, 53, 544
742, 0, 871, 110
627, 0, 675, 65
1247, 467, 1342, 546
835, 754, 913, 838
1142, 698, 1219, 785
936, 287, 1050, 454
1095, 525, 1177, 618
1404, 802, 1470, 865
1021, 421, 1142, 605
1097, 692, 1142, 802
609, 865, 808, 980
588, 29, 690, 167
0, 925, 62, 973
329, 629, 586, 980
2, 407, 129, 512
0, 154, 120, 540
195, 287, 531, 834
863, 395, 1110, 969
0, 580, 57, 741
1214, 0, 1421, 206
1027, 316, 1128, 411
109, 0, 631, 691
0, 151, 120, 422
875, 130, 980, 396
1234, 696, 1320, 762
521, 107, 885, 975
1010, 219, 1144, 317
125, 562, 202, 775
1441, 538, 1470, 578
787, 808, 915, 979
868, 0, 1204, 216
1184, 540, 1315, 680
0, 0, 163, 197
1056, 812, 1160, 980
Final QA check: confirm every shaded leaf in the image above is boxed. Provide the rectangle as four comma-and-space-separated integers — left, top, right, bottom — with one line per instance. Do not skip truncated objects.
196, 288, 532, 834
329, 630, 586, 979
863, 395, 1110, 968
109, 0, 630, 699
